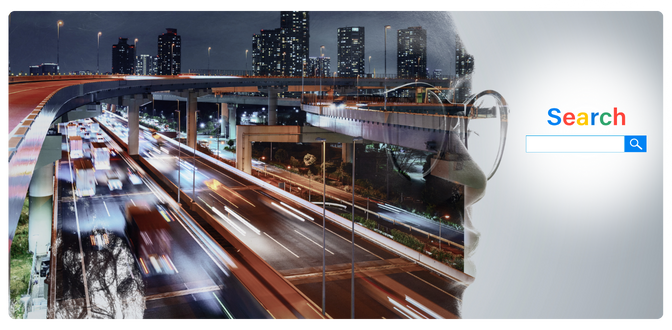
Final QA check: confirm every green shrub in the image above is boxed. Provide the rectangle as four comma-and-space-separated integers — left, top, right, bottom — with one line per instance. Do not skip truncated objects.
428, 247, 465, 272
341, 213, 378, 231
390, 229, 425, 252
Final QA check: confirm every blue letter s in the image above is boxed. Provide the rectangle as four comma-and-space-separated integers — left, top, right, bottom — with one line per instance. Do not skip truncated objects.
548, 108, 561, 126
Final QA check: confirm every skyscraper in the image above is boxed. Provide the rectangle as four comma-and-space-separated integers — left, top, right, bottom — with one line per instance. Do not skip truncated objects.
337, 26, 365, 77
112, 38, 135, 74
252, 28, 283, 76
308, 56, 331, 77
397, 26, 427, 79
252, 11, 310, 77
157, 28, 181, 75
280, 11, 310, 77
136, 54, 156, 75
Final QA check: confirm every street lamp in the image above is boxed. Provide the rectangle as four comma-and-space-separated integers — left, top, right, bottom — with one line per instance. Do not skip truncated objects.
97, 32, 102, 74
134, 38, 138, 74
315, 137, 327, 316
351, 136, 363, 319
320, 45, 325, 103
57, 20, 63, 66
440, 215, 449, 250
193, 110, 200, 200
384, 25, 391, 111
287, 165, 292, 192
171, 43, 175, 75
175, 108, 181, 204
245, 49, 248, 76
208, 47, 211, 74
368, 55, 371, 77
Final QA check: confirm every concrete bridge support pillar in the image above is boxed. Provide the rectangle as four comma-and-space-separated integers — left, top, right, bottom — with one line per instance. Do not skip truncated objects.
126, 94, 143, 156
260, 87, 286, 126
268, 92, 278, 125
228, 106, 237, 140
187, 91, 198, 149
220, 103, 228, 137
172, 89, 209, 148
28, 163, 54, 256
342, 143, 353, 163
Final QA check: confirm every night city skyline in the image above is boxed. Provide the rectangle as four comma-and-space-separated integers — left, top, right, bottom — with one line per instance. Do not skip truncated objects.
8, 11, 459, 76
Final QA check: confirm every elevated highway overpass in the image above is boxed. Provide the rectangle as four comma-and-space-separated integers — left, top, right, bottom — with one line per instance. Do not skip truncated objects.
8, 75, 454, 242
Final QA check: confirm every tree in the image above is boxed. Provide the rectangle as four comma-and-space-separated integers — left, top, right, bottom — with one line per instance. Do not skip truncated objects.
290, 156, 301, 168
275, 149, 289, 163
227, 139, 235, 148
303, 153, 316, 166
206, 121, 215, 132
390, 147, 426, 178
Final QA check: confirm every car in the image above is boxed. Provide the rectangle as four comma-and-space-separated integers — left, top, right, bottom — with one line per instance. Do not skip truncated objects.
84, 132, 91, 139
107, 172, 123, 191
96, 133, 105, 142
128, 169, 142, 185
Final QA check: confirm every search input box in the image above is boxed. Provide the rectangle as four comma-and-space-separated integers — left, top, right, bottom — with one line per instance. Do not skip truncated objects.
526, 135, 647, 153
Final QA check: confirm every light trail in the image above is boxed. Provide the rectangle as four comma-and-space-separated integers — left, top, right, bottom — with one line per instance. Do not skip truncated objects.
272, 202, 304, 222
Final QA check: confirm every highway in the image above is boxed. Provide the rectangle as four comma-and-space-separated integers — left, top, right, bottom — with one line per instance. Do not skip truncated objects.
54, 126, 270, 318
200, 136, 464, 246
100, 113, 467, 319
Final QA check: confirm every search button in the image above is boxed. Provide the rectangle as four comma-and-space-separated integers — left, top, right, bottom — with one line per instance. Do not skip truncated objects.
624, 135, 647, 152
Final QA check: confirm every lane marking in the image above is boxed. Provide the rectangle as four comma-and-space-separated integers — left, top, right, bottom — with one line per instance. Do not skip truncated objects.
103, 201, 111, 217
293, 230, 334, 255
131, 199, 136, 206
323, 225, 385, 261
263, 232, 300, 258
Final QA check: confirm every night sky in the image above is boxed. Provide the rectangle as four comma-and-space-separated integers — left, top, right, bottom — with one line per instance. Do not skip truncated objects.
8, 11, 458, 75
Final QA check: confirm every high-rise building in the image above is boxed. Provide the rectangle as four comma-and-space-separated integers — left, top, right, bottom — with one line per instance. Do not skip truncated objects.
157, 28, 181, 75
455, 36, 474, 102
397, 26, 427, 79
308, 56, 331, 77
112, 38, 135, 74
136, 54, 156, 75
252, 28, 283, 76
432, 69, 442, 79
337, 26, 365, 77
280, 11, 310, 77
252, 11, 310, 77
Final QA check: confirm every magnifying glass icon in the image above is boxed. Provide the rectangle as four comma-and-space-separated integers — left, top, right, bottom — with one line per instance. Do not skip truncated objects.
630, 138, 643, 150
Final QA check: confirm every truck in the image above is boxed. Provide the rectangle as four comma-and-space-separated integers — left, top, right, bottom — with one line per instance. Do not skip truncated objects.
124, 204, 175, 276
90, 122, 100, 133
69, 136, 83, 159
73, 158, 95, 197
67, 122, 79, 137
91, 142, 110, 170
